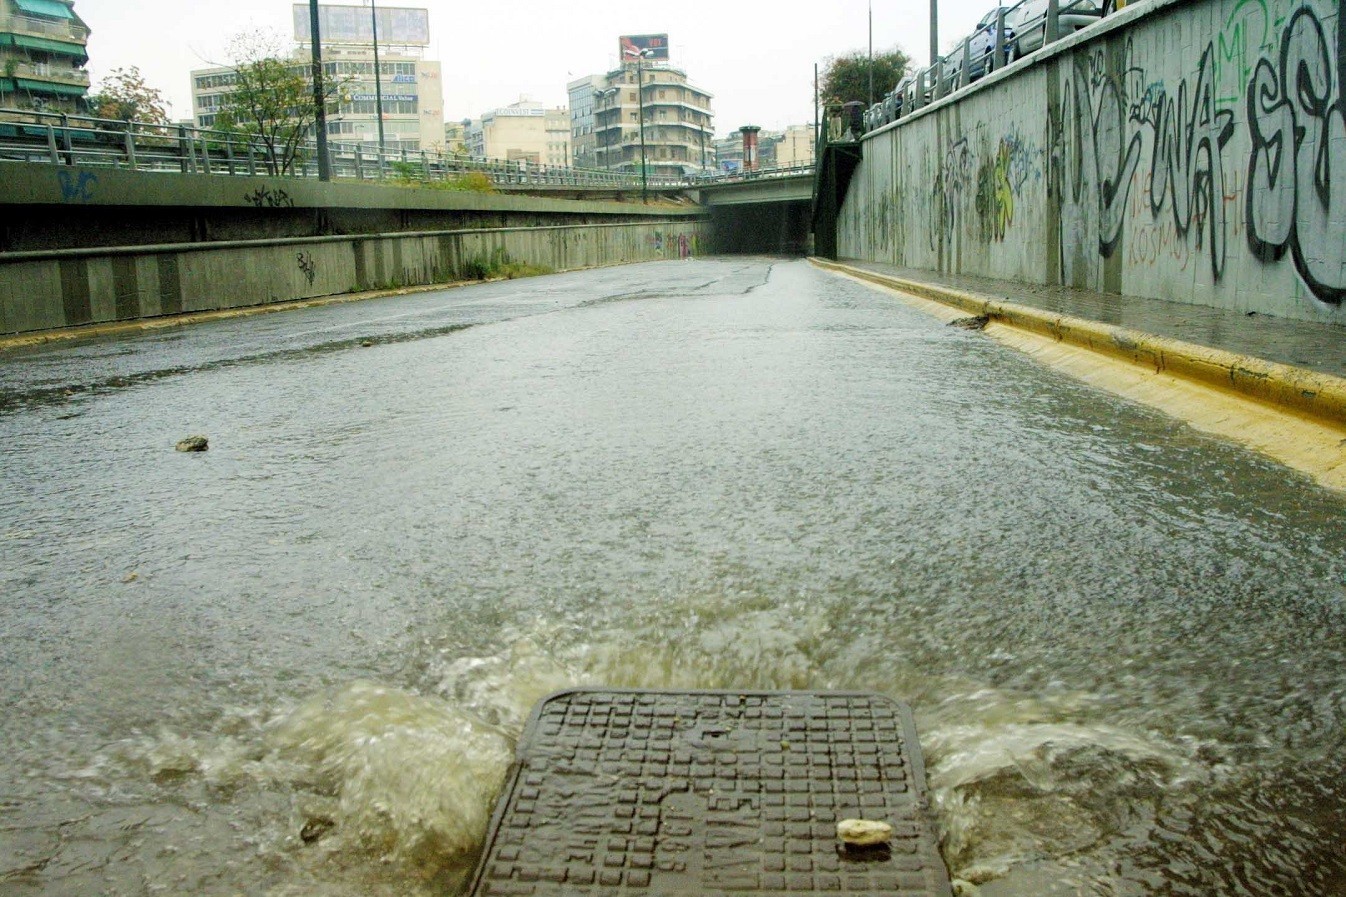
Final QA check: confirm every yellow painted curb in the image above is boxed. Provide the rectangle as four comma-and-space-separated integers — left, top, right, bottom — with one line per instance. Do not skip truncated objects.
811, 258, 1346, 431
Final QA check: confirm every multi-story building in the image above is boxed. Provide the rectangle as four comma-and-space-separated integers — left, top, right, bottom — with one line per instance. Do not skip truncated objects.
190, 4, 444, 153
566, 74, 604, 170
0, 0, 89, 112
766, 124, 815, 168
583, 37, 713, 179
712, 124, 815, 172
443, 117, 469, 155
471, 99, 571, 166
711, 133, 742, 172
578, 36, 716, 177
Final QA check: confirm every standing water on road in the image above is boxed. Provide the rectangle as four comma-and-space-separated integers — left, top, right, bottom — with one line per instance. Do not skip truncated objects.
1, 258, 1343, 895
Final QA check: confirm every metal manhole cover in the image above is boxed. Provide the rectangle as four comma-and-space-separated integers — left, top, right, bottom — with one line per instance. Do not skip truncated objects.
468, 689, 951, 895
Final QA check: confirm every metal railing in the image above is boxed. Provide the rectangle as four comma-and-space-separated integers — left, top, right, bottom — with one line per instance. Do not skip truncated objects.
687, 161, 816, 185
0, 107, 707, 190
6, 12, 90, 41
5, 61, 90, 87
859, 0, 1115, 133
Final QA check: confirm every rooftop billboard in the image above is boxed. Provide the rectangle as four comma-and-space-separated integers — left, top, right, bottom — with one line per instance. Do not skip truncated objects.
294, 5, 430, 46
619, 34, 670, 62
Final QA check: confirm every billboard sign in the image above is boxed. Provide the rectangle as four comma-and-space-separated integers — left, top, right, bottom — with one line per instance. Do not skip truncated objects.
619, 34, 669, 62
294, 5, 430, 46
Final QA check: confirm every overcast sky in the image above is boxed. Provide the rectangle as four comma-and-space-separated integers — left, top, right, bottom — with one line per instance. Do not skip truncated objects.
73, 0, 995, 136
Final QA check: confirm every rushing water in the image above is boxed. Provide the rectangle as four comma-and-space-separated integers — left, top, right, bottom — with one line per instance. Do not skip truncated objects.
1, 258, 1343, 896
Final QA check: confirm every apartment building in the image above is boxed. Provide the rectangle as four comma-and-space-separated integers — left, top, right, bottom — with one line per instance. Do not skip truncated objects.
592, 60, 713, 178
0, 0, 89, 112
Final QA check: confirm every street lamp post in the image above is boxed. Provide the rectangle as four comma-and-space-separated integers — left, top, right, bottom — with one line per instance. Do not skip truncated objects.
308, 0, 330, 180
369, 0, 386, 156
594, 86, 618, 171
624, 46, 656, 202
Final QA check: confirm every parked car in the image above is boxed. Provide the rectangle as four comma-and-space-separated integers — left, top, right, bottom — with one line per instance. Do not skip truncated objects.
965, 0, 1105, 80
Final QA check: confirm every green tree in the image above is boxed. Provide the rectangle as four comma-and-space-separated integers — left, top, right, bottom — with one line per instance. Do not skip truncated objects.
88, 66, 169, 123
820, 48, 912, 108
213, 32, 343, 176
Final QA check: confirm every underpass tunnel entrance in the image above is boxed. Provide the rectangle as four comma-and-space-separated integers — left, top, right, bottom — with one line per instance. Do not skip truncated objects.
708, 200, 812, 255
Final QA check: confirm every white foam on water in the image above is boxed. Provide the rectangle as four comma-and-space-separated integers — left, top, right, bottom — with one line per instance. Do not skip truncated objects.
264, 681, 514, 869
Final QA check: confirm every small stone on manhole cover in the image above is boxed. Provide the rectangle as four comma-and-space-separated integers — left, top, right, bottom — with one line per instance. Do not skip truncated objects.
837, 818, 893, 846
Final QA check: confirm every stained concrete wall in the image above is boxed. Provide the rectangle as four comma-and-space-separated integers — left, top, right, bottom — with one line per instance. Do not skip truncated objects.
0, 165, 700, 251
837, 0, 1346, 325
0, 221, 708, 335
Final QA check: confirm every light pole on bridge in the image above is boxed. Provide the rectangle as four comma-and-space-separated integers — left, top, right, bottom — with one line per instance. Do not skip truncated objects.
307, 0, 330, 181
594, 86, 619, 171
623, 45, 656, 202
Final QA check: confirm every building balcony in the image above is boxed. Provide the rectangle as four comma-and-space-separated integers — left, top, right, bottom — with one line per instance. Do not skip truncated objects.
6, 59, 88, 87
2, 12, 89, 43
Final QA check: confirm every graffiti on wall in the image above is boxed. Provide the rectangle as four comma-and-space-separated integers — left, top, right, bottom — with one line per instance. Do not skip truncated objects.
244, 186, 295, 209
297, 251, 317, 286
975, 130, 1043, 241
1133, 43, 1237, 278
926, 128, 1043, 250
1057, 39, 1235, 280
1211, 0, 1285, 108
929, 138, 973, 253
58, 170, 98, 203
1055, 2, 1342, 304
1245, 4, 1345, 304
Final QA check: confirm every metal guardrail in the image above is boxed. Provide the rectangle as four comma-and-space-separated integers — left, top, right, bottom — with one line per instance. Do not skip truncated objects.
687, 162, 816, 185
0, 107, 816, 191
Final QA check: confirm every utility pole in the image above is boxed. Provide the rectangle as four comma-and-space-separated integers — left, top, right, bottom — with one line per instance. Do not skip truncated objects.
308, 0, 330, 180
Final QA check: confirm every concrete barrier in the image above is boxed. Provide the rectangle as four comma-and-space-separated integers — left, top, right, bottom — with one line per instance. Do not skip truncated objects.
0, 221, 709, 336
838, 0, 1346, 327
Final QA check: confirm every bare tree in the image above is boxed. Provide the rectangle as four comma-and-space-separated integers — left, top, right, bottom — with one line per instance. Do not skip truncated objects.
213, 31, 344, 175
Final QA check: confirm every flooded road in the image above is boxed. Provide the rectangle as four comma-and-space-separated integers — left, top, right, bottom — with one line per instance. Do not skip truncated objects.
1, 257, 1344, 896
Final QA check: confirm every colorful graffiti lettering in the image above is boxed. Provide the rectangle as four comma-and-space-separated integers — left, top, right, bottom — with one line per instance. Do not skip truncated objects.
974, 133, 1041, 242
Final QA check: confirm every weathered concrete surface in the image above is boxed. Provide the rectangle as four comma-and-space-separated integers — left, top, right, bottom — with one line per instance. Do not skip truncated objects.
0, 222, 708, 336
690, 173, 815, 207
0, 164, 702, 250
837, 0, 1346, 327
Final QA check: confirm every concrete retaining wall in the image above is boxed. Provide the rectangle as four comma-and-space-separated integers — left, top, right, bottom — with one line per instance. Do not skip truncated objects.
0, 165, 700, 251
837, 0, 1346, 326
0, 221, 708, 335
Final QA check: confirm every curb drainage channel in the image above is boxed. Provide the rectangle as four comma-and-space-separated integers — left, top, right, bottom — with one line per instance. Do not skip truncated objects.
469, 689, 952, 896
809, 257, 1346, 431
